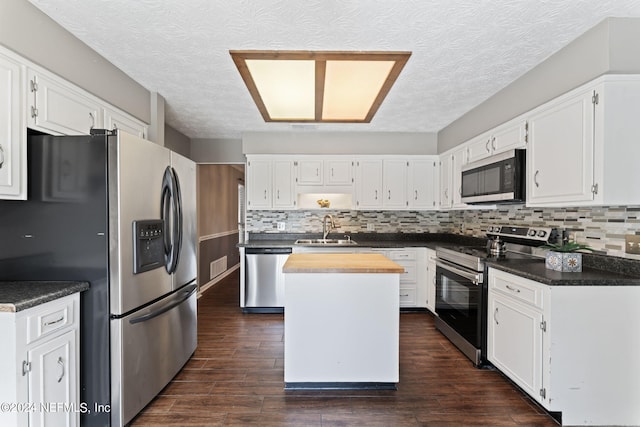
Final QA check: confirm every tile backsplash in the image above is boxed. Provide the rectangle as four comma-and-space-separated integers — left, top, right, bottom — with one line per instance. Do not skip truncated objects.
247, 204, 640, 259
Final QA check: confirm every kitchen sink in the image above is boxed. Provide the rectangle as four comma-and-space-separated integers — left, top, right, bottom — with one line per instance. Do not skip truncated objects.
294, 238, 357, 246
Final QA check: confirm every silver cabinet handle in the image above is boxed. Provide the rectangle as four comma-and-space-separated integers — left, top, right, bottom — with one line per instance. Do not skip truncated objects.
414, 190, 418, 200
277, 189, 280, 200
388, 190, 391, 200
89, 112, 95, 130
534, 170, 540, 188
491, 136, 496, 151
57, 357, 65, 383
0, 144, 4, 169
264, 189, 267, 200
494, 307, 499, 325
486, 139, 490, 152
375, 189, 378, 200
44, 316, 64, 326
506, 285, 521, 293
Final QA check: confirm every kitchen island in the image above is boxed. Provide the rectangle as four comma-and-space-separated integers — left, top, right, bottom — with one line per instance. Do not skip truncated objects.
282, 253, 404, 389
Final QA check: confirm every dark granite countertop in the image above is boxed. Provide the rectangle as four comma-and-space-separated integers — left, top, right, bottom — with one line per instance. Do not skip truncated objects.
487, 257, 640, 286
0, 281, 90, 312
238, 232, 485, 250
241, 232, 640, 286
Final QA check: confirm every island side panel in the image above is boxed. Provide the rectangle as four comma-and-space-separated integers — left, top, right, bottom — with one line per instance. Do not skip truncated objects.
284, 272, 399, 384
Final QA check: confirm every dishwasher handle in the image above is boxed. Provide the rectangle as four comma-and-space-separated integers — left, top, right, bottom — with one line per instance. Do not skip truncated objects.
245, 247, 292, 255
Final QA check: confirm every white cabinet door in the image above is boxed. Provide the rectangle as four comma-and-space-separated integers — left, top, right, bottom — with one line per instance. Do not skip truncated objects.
28, 70, 102, 136
488, 292, 544, 404
273, 160, 295, 209
246, 159, 271, 209
28, 330, 77, 427
297, 159, 323, 185
103, 107, 147, 139
325, 159, 352, 185
492, 119, 527, 153
383, 159, 407, 208
528, 88, 595, 205
408, 158, 437, 209
355, 159, 383, 209
466, 133, 492, 164
0, 49, 26, 200
439, 153, 452, 209
451, 147, 467, 208
425, 249, 436, 313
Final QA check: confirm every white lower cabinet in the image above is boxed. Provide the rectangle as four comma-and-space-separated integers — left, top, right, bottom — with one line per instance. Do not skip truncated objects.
488, 284, 544, 401
370, 248, 426, 308
488, 267, 640, 426
425, 248, 436, 313
0, 294, 80, 427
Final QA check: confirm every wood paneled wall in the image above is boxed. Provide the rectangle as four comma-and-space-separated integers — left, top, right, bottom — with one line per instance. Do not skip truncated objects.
197, 164, 245, 287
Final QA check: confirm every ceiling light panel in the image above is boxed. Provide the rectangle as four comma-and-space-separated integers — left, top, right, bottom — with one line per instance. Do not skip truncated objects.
230, 51, 411, 123
322, 60, 395, 121
245, 59, 315, 120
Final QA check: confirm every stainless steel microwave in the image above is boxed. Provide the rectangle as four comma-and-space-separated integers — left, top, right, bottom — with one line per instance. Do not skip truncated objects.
461, 149, 526, 204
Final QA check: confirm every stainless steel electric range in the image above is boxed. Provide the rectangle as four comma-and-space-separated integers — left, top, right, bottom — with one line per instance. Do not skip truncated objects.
434, 225, 559, 366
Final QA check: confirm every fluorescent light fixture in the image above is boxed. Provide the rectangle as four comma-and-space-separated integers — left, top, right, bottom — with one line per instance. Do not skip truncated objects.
230, 51, 411, 123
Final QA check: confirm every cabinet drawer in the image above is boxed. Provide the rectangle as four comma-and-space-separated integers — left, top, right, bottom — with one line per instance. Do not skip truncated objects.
490, 270, 544, 309
399, 287, 417, 306
25, 296, 76, 345
397, 263, 417, 283
387, 249, 416, 261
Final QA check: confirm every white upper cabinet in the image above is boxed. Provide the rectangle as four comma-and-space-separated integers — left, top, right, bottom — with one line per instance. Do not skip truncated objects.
382, 159, 407, 208
324, 158, 353, 185
439, 146, 467, 209
527, 75, 640, 207
355, 158, 383, 209
27, 69, 102, 136
438, 152, 452, 209
272, 159, 296, 209
408, 158, 438, 209
0, 48, 27, 200
246, 158, 272, 209
527, 86, 595, 205
103, 107, 147, 140
466, 119, 527, 164
297, 159, 323, 185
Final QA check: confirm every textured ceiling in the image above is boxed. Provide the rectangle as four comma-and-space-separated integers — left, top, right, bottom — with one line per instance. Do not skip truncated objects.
27, 0, 640, 140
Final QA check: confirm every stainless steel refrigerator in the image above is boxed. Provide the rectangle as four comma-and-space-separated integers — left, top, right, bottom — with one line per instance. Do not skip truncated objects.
0, 129, 197, 426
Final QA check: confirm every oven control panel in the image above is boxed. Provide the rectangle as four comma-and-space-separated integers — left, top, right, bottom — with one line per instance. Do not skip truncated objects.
486, 224, 558, 244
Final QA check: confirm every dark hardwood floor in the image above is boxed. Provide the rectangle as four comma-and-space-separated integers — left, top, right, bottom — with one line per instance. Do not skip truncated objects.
131, 269, 559, 426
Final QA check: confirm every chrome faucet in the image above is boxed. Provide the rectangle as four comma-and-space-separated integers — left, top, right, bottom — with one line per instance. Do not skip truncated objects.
322, 214, 335, 240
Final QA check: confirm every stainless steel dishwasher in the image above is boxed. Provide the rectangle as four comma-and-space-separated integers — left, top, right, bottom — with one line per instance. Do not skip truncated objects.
244, 247, 292, 312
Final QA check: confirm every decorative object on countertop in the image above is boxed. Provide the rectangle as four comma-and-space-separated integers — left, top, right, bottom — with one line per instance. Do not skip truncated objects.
543, 241, 593, 272
316, 199, 330, 208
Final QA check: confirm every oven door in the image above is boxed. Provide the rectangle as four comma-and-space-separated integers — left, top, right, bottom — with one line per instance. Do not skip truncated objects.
435, 259, 483, 349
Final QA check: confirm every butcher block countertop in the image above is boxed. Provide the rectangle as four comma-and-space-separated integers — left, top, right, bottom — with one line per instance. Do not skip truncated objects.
283, 253, 405, 274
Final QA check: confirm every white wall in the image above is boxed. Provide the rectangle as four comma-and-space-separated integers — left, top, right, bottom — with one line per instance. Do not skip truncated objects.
242, 131, 438, 155
191, 138, 245, 163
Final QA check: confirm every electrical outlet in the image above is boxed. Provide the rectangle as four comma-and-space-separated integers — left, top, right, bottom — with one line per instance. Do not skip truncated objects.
277, 222, 286, 231
367, 223, 375, 231
625, 235, 640, 254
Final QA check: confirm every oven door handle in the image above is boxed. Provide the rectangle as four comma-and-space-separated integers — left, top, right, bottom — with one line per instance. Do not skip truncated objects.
435, 259, 482, 285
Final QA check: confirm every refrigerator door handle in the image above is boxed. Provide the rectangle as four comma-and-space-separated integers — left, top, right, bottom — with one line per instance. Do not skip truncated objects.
161, 167, 182, 274
170, 167, 183, 273
129, 284, 197, 325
